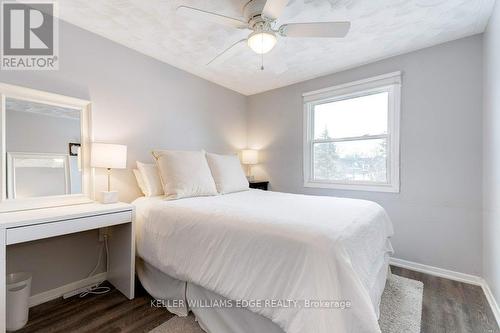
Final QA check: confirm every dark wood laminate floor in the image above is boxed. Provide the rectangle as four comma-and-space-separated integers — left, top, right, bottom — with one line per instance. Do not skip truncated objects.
15, 266, 499, 333
15, 281, 173, 333
391, 266, 499, 333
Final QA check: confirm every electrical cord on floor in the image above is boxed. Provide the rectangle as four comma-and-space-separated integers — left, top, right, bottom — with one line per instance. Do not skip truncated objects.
79, 235, 111, 297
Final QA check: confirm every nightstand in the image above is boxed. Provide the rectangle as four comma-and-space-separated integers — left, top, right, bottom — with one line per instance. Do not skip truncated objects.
249, 181, 269, 191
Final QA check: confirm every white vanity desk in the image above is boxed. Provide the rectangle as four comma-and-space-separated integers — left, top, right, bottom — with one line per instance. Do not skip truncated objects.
0, 83, 138, 331
0, 202, 135, 332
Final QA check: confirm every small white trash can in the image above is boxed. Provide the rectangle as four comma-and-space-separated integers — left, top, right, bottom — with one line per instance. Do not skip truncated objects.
6, 272, 32, 331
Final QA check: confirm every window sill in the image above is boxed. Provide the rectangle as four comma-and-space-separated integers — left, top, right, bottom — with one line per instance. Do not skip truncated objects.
303, 181, 400, 193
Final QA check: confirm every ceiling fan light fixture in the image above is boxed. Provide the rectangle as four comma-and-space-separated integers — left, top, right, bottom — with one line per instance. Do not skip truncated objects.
247, 31, 277, 54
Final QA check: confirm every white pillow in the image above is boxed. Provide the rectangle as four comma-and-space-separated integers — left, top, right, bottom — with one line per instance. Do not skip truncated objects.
133, 169, 147, 196
152, 150, 218, 200
206, 153, 249, 194
136, 161, 164, 197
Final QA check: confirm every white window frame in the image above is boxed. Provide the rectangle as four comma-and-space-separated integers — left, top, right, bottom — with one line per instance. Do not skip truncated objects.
303, 72, 401, 193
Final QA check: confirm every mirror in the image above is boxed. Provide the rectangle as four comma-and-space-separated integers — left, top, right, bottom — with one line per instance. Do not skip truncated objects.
0, 83, 92, 212
5, 98, 82, 199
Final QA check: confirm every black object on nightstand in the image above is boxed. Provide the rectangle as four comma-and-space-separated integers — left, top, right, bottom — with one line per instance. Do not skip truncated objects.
249, 181, 269, 191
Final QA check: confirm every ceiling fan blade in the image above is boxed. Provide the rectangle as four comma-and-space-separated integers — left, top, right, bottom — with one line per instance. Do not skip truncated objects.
207, 39, 247, 66
177, 6, 248, 29
262, 0, 289, 20
281, 22, 351, 38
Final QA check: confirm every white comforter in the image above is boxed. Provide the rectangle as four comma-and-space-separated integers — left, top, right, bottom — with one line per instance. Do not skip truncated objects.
134, 190, 394, 333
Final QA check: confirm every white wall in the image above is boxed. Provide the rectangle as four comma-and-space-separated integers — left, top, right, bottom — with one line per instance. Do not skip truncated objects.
0, 15, 488, 297
1, 20, 247, 295
483, 0, 500, 305
247, 35, 483, 276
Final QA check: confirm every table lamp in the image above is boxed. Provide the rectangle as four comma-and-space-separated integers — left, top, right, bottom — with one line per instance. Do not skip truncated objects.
91, 143, 127, 204
241, 149, 258, 181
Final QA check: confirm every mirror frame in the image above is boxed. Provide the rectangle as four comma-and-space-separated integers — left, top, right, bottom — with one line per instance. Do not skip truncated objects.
0, 83, 93, 212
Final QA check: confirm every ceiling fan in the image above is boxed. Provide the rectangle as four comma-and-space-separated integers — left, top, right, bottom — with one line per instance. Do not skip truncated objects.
177, 0, 351, 67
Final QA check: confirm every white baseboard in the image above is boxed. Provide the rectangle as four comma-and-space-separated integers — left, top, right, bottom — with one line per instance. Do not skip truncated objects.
390, 257, 500, 326
29, 272, 107, 308
390, 257, 483, 285
482, 281, 500, 328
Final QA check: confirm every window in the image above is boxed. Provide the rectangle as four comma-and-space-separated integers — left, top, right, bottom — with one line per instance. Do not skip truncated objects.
303, 72, 401, 192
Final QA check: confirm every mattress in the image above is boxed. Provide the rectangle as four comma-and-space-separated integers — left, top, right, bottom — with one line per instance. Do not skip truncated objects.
134, 189, 394, 333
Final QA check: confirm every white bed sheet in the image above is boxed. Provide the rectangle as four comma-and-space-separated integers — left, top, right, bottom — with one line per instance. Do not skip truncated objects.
134, 190, 394, 333
137, 258, 285, 333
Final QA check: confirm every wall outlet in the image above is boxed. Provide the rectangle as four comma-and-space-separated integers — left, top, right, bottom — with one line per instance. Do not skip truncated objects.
98, 227, 109, 242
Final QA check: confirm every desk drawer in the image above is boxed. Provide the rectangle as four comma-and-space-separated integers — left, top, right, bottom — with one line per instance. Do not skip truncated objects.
6, 211, 132, 245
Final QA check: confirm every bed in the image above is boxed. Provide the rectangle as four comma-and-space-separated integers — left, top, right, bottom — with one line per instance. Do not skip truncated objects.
133, 189, 394, 333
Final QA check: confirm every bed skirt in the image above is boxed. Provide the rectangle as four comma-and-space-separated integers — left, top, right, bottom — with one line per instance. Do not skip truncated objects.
137, 254, 391, 333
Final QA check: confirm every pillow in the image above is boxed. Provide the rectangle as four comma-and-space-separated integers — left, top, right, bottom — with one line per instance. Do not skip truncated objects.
136, 161, 164, 197
152, 150, 218, 200
206, 153, 249, 194
133, 169, 147, 196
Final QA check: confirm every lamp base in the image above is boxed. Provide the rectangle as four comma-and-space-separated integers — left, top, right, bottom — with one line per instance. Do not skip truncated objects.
99, 191, 119, 204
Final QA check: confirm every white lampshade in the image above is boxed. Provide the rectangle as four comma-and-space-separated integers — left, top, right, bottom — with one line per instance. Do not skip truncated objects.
247, 31, 277, 54
91, 143, 127, 169
241, 149, 259, 165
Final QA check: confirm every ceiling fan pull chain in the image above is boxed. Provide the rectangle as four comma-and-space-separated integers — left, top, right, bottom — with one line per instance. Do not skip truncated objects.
261, 33, 265, 70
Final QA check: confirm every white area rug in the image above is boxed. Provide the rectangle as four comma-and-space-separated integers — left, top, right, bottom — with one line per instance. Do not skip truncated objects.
150, 273, 423, 333
378, 274, 423, 333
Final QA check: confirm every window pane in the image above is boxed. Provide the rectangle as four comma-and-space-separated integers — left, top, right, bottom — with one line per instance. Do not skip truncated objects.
313, 139, 387, 183
314, 92, 388, 139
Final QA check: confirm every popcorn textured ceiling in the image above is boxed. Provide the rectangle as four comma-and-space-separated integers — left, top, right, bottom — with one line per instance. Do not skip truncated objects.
59, 0, 494, 95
